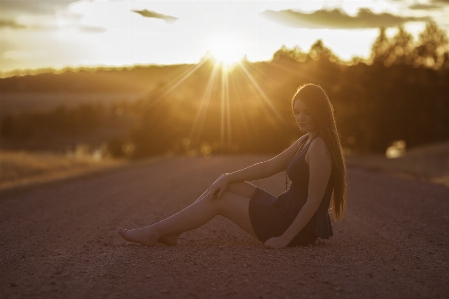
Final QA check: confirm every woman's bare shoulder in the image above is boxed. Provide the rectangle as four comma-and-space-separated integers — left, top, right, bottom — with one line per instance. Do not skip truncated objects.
310, 136, 327, 148
307, 136, 331, 164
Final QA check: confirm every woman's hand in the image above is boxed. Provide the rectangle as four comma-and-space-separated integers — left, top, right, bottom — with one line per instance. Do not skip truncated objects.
264, 236, 290, 249
208, 173, 230, 199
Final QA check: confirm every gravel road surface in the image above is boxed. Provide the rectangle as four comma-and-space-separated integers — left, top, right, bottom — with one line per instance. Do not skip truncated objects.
1, 156, 448, 299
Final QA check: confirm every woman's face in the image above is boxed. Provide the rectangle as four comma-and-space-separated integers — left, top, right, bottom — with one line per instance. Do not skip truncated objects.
293, 99, 319, 133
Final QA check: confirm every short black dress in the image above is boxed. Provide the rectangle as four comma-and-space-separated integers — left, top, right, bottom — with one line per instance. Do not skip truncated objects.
248, 138, 334, 247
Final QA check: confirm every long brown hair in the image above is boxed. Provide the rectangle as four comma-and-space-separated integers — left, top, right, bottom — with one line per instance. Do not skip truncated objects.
292, 83, 347, 220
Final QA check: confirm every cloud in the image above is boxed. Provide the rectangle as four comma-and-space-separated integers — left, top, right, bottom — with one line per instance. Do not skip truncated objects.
409, 4, 442, 10
0, 18, 106, 33
3, 49, 49, 61
76, 25, 107, 33
0, 19, 27, 29
408, 0, 449, 11
132, 9, 178, 24
261, 8, 431, 29
0, 1, 78, 15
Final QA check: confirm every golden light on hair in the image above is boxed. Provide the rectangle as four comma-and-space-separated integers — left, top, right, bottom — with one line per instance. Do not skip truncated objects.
292, 84, 347, 221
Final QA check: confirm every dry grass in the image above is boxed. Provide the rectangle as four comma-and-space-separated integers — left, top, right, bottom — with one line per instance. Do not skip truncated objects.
346, 142, 449, 187
0, 150, 127, 190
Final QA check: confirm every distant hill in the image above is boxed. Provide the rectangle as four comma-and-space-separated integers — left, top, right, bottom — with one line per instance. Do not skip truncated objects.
0, 64, 193, 93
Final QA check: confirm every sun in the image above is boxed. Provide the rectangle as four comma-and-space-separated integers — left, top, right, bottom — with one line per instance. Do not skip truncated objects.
208, 35, 243, 67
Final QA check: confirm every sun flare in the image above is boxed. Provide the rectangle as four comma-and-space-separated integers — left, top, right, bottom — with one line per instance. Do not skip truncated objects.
208, 35, 243, 67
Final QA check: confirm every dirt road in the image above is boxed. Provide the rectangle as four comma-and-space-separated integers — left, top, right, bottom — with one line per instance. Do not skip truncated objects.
1, 156, 448, 299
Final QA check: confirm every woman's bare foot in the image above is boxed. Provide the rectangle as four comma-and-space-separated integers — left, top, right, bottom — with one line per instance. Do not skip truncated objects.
158, 233, 180, 246
117, 227, 159, 247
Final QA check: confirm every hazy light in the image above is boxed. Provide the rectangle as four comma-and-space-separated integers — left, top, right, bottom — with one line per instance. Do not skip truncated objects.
148, 60, 207, 108
1, 0, 446, 74
208, 35, 244, 67
386, 140, 407, 159
239, 63, 287, 127
189, 63, 220, 149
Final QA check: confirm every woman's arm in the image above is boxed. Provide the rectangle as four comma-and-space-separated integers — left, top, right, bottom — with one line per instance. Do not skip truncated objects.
228, 135, 308, 182
265, 137, 332, 248
210, 135, 309, 198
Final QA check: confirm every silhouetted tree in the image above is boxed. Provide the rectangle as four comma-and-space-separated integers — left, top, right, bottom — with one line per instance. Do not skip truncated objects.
388, 26, 414, 66
414, 21, 448, 69
309, 40, 339, 62
371, 27, 391, 65
272, 45, 308, 63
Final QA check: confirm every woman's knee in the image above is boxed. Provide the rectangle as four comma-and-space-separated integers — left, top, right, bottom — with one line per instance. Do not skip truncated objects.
211, 191, 231, 215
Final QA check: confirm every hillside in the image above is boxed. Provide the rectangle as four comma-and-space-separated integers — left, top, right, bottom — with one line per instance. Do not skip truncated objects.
0, 64, 193, 93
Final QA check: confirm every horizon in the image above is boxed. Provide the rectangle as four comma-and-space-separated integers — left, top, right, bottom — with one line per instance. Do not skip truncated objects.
1, 0, 448, 77
0, 43, 369, 79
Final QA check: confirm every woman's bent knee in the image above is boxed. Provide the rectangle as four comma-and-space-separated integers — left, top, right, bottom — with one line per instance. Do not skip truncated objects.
213, 194, 230, 216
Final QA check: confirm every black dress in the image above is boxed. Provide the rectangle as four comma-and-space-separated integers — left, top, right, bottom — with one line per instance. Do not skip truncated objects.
248, 138, 334, 247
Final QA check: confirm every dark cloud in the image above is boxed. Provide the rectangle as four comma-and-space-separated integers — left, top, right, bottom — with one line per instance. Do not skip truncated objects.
409, 3, 442, 10
409, 0, 449, 10
132, 9, 178, 24
261, 8, 431, 29
0, 1, 77, 15
0, 19, 27, 29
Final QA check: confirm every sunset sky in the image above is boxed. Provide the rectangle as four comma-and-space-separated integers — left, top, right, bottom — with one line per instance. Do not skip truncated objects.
1, 0, 448, 75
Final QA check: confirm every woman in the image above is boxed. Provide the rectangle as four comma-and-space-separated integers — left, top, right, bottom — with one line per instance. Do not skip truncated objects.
118, 83, 346, 249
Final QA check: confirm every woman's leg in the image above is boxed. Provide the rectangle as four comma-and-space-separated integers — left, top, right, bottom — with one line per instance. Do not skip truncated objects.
157, 189, 209, 246
158, 182, 256, 245
150, 182, 258, 245
118, 182, 258, 246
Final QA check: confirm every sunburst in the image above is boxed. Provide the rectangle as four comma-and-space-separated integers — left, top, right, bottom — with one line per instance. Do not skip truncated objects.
208, 35, 243, 68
